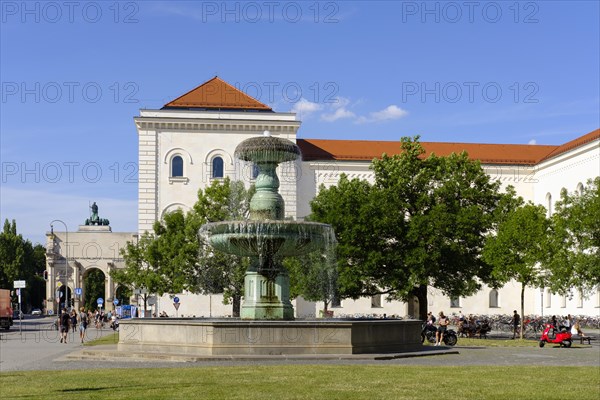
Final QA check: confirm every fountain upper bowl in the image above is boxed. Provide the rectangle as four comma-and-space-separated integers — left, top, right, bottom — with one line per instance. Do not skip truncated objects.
200, 220, 334, 258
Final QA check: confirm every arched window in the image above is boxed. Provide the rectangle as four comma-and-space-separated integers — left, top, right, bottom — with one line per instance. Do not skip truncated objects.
576, 182, 584, 196
171, 155, 183, 177
577, 290, 583, 308
545, 288, 552, 308
212, 156, 224, 178
545, 193, 552, 217
489, 289, 499, 308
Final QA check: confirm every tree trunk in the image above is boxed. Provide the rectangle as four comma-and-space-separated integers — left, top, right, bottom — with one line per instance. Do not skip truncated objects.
412, 284, 428, 320
520, 283, 525, 340
232, 294, 241, 318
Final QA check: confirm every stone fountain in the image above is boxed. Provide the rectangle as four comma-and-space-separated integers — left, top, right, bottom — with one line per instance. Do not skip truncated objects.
118, 132, 422, 356
201, 131, 334, 320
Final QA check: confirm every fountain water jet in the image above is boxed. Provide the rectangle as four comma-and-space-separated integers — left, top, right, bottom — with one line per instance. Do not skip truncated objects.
200, 131, 335, 319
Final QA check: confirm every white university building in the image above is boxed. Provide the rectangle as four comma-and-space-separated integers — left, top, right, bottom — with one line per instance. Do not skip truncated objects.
91, 76, 600, 319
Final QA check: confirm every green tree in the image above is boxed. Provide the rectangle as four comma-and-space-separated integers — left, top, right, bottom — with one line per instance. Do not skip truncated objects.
310, 137, 502, 318
186, 178, 253, 317
0, 219, 45, 311
112, 211, 195, 311
482, 197, 550, 339
84, 269, 106, 311
546, 177, 600, 295
114, 178, 253, 317
286, 247, 338, 314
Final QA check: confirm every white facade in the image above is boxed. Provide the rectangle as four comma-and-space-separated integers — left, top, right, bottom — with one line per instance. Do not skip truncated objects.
135, 85, 599, 320
135, 109, 300, 233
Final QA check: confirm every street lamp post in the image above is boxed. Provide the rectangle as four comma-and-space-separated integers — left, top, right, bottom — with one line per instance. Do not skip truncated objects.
50, 220, 68, 312
540, 287, 544, 318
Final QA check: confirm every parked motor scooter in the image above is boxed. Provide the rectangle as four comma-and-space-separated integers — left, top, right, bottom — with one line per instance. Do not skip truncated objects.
421, 323, 458, 346
539, 323, 571, 348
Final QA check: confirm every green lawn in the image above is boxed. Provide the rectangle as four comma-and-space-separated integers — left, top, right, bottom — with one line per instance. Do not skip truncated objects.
1, 365, 597, 399
84, 332, 119, 346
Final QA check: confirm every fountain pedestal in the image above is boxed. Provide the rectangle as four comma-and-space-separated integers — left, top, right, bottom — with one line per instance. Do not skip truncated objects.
240, 271, 294, 320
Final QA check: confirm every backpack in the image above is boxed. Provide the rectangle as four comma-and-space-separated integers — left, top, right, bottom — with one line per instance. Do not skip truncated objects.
80, 312, 88, 327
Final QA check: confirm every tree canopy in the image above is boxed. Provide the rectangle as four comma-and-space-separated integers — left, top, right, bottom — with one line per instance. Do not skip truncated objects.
185, 178, 253, 316
310, 137, 503, 318
114, 178, 253, 317
482, 194, 550, 338
0, 219, 46, 310
545, 177, 600, 295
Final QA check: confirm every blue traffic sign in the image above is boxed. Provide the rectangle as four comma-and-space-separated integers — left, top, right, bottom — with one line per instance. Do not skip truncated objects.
97, 297, 104, 305
173, 296, 180, 303
75, 288, 82, 296
113, 299, 119, 305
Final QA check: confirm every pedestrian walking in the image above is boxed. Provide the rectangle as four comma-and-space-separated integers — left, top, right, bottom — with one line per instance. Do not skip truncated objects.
512, 310, 520, 339
59, 308, 70, 344
78, 307, 89, 343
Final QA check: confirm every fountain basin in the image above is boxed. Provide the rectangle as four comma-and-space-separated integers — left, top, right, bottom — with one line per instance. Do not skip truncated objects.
201, 220, 334, 258
235, 135, 301, 163
118, 318, 423, 355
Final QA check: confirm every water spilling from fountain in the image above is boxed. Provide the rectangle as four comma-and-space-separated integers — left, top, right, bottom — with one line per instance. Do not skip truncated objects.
199, 131, 335, 320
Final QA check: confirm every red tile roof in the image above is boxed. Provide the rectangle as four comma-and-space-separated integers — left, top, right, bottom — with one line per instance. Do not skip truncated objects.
163, 76, 272, 111
541, 129, 600, 162
298, 129, 599, 165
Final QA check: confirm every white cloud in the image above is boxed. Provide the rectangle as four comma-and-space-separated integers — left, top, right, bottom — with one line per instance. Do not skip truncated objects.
291, 98, 322, 119
370, 105, 408, 121
321, 107, 356, 122
528, 139, 537, 145
330, 96, 351, 109
355, 105, 408, 124
306, 98, 409, 125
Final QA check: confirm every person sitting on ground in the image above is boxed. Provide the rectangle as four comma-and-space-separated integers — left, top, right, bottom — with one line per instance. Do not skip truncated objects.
435, 312, 449, 346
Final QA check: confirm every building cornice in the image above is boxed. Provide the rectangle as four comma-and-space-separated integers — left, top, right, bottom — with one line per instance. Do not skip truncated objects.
134, 116, 301, 134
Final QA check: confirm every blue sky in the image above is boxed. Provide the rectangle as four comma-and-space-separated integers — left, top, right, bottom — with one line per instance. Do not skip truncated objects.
1, 0, 599, 244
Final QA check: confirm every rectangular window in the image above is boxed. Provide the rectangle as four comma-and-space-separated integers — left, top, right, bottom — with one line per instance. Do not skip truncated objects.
331, 296, 341, 308
450, 297, 460, 308
371, 294, 382, 308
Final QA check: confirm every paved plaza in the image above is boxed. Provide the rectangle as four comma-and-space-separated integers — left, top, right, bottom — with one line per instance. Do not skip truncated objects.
1, 317, 598, 372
